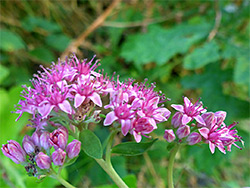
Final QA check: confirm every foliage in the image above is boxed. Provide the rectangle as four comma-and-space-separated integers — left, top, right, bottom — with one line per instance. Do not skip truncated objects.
0, 0, 249, 187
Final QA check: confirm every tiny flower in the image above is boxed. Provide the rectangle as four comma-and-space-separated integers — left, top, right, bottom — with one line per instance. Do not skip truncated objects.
35, 152, 51, 169
164, 129, 176, 143
186, 132, 202, 145
176, 125, 190, 139
49, 127, 68, 150
171, 112, 183, 128
52, 148, 66, 166
66, 140, 81, 159
1, 140, 26, 164
171, 97, 206, 125
22, 135, 35, 154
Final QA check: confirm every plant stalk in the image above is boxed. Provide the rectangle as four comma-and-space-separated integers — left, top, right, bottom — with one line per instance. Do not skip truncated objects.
50, 172, 76, 188
167, 143, 181, 188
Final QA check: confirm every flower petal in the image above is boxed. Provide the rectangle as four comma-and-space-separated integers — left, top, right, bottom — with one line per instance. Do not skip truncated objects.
199, 127, 209, 139
184, 97, 191, 107
74, 94, 86, 108
182, 114, 192, 124
121, 119, 131, 136
194, 115, 205, 125
89, 92, 102, 107
38, 104, 54, 118
209, 141, 215, 154
133, 132, 142, 143
104, 111, 118, 126
171, 105, 184, 113
58, 100, 72, 114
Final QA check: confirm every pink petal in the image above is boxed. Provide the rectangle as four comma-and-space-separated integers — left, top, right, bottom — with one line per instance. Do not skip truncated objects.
184, 97, 191, 107
217, 144, 226, 154
58, 100, 72, 114
194, 115, 205, 125
137, 110, 145, 117
89, 92, 102, 107
148, 118, 157, 129
199, 127, 209, 139
148, 97, 159, 108
121, 119, 131, 136
171, 105, 184, 113
38, 104, 55, 118
74, 94, 86, 108
182, 114, 192, 124
209, 142, 215, 154
104, 111, 118, 126
133, 132, 142, 143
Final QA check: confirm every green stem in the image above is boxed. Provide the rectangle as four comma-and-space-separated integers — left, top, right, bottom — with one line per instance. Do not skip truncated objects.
167, 144, 181, 188
95, 158, 128, 188
105, 130, 117, 165
50, 170, 75, 188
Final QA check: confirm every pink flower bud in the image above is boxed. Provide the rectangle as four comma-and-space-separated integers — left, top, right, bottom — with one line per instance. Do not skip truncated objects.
197, 112, 215, 128
176, 125, 190, 139
22, 135, 35, 154
40, 132, 51, 150
49, 127, 68, 150
1, 140, 26, 164
52, 148, 66, 166
214, 111, 227, 126
35, 152, 51, 169
186, 132, 202, 145
66, 140, 81, 159
171, 112, 183, 128
164, 129, 176, 143
32, 130, 42, 148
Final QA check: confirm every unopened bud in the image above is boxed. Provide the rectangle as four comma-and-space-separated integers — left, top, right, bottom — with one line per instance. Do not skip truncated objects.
40, 132, 51, 150
197, 112, 215, 128
35, 152, 51, 169
49, 127, 68, 150
66, 140, 81, 159
1, 140, 26, 164
214, 111, 227, 126
186, 132, 202, 145
52, 148, 66, 166
171, 112, 183, 128
176, 125, 190, 139
22, 135, 35, 154
163, 129, 176, 143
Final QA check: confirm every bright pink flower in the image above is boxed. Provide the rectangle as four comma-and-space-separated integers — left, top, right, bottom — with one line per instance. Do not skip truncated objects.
176, 124, 190, 139
49, 127, 68, 150
186, 132, 201, 145
171, 97, 206, 125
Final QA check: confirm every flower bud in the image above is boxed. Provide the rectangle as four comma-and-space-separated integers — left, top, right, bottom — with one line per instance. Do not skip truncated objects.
22, 135, 35, 154
35, 152, 51, 169
163, 129, 176, 143
32, 130, 42, 148
176, 125, 190, 139
49, 127, 68, 150
171, 112, 183, 128
66, 140, 81, 159
52, 148, 66, 166
1, 140, 26, 164
186, 132, 202, 145
214, 111, 227, 126
40, 132, 51, 150
197, 112, 215, 128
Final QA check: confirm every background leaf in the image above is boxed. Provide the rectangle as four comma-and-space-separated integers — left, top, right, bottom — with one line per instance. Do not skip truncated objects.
0, 30, 25, 51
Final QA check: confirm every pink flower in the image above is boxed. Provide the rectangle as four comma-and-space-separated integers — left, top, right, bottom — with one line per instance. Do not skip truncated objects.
66, 140, 81, 159
52, 148, 66, 166
176, 124, 190, 139
171, 97, 206, 125
35, 152, 51, 169
49, 127, 68, 150
186, 132, 201, 145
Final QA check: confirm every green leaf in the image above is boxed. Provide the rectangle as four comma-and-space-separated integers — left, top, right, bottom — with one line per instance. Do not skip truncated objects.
234, 54, 249, 86
29, 47, 55, 63
45, 34, 71, 52
80, 129, 102, 159
22, 16, 61, 33
0, 29, 25, 51
112, 139, 158, 156
120, 23, 211, 68
184, 41, 220, 69
0, 65, 10, 84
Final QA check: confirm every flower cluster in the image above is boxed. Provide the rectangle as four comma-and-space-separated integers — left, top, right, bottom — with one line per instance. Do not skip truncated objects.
2, 127, 81, 177
104, 79, 171, 142
164, 97, 243, 154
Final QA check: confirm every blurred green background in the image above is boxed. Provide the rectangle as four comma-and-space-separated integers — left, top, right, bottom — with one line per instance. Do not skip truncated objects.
0, 0, 249, 187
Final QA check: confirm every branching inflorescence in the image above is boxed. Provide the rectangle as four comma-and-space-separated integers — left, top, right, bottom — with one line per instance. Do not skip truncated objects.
2, 55, 243, 188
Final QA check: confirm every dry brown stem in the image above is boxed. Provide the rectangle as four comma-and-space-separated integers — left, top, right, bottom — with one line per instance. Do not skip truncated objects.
61, 0, 121, 60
